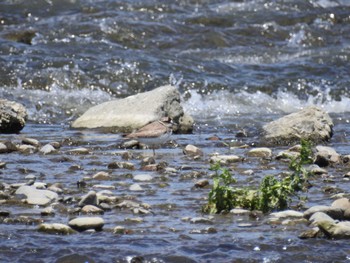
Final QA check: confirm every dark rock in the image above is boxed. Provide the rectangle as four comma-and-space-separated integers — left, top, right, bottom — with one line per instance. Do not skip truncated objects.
0, 99, 27, 133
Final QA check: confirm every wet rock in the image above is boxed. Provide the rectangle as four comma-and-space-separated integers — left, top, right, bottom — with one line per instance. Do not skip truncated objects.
18, 144, 37, 154
38, 223, 76, 235
190, 217, 213, 224
331, 198, 350, 210
133, 174, 153, 182
140, 156, 155, 166
72, 85, 193, 133
183, 144, 203, 157
92, 171, 111, 180
81, 205, 104, 214
307, 165, 328, 176
41, 206, 55, 216
124, 217, 143, 223
47, 185, 63, 194
194, 179, 209, 188
113, 225, 127, 234
78, 191, 98, 207
92, 184, 115, 190
107, 161, 135, 170
0, 210, 10, 217
15, 185, 58, 206
55, 254, 95, 263
4, 30, 36, 45
309, 212, 336, 227
317, 220, 350, 239
299, 228, 320, 239
4, 216, 44, 225
314, 146, 340, 167
0, 143, 9, 154
303, 205, 343, 220
40, 144, 57, 155
129, 183, 144, 191
270, 210, 304, 219
115, 200, 141, 209
210, 154, 241, 165
262, 106, 333, 145
247, 147, 272, 158
68, 147, 90, 155
68, 217, 104, 232
0, 99, 27, 133
22, 137, 40, 147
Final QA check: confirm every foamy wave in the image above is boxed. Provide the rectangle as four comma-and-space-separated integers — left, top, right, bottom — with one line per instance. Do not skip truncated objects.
182, 89, 350, 118
0, 84, 112, 124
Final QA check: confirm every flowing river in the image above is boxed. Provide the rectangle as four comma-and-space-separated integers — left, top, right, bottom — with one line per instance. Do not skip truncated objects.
1, 0, 350, 262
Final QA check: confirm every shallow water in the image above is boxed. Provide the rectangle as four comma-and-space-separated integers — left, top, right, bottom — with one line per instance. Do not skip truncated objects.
1, 0, 350, 262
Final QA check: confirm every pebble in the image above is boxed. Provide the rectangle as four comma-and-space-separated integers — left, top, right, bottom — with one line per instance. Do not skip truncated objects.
133, 174, 153, 182
194, 179, 209, 188
183, 144, 203, 157
247, 147, 272, 158
107, 161, 135, 170
129, 183, 144, 191
39, 144, 57, 155
92, 171, 112, 180
210, 155, 241, 164
38, 223, 76, 235
68, 217, 104, 231
81, 205, 104, 214
68, 147, 90, 155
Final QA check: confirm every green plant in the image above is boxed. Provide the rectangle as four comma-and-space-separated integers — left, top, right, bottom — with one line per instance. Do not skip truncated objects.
203, 140, 313, 214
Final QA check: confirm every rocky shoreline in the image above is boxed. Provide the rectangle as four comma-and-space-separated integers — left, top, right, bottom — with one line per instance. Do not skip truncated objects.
1, 86, 350, 261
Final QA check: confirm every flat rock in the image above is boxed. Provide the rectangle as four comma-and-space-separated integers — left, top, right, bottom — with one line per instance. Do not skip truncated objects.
40, 144, 57, 155
0, 99, 27, 133
133, 174, 153, 182
247, 147, 272, 158
68, 217, 104, 232
210, 155, 241, 165
262, 106, 333, 145
317, 220, 350, 239
184, 144, 203, 157
38, 223, 76, 235
270, 210, 304, 219
15, 185, 58, 206
314, 146, 341, 167
303, 205, 344, 220
81, 205, 104, 214
72, 85, 193, 133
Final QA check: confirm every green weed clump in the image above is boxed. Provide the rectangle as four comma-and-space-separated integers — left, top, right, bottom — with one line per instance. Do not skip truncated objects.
203, 140, 313, 214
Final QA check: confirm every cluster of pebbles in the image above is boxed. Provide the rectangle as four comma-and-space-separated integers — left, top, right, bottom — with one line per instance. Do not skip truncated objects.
1, 133, 350, 242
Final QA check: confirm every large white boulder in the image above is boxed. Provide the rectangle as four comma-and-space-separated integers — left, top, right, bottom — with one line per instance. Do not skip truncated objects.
72, 85, 193, 133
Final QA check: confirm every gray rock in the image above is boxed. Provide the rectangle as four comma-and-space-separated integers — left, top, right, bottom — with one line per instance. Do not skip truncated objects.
68, 217, 104, 232
314, 146, 341, 167
40, 144, 57, 155
0, 99, 27, 133
15, 185, 58, 206
92, 171, 111, 180
72, 85, 193, 133
38, 223, 76, 235
129, 183, 144, 191
309, 212, 336, 227
190, 217, 213, 224
247, 147, 272, 158
81, 205, 104, 214
184, 144, 203, 157
317, 220, 350, 239
133, 174, 153, 182
22, 137, 40, 147
78, 191, 98, 207
331, 198, 350, 211
210, 155, 241, 165
304, 205, 344, 220
270, 210, 304, 219
262, 106, 333, 145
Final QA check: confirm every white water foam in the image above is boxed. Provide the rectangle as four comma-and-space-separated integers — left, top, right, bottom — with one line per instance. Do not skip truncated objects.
182, 88, 350, 118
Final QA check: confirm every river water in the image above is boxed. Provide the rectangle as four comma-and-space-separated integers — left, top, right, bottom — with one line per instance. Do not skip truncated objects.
1, 0, 350, 262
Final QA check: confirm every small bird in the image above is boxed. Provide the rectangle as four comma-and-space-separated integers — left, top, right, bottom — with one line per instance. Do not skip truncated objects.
124, 117, 173, 156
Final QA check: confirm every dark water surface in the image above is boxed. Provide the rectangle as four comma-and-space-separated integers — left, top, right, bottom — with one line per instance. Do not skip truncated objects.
1, 0, 350, 262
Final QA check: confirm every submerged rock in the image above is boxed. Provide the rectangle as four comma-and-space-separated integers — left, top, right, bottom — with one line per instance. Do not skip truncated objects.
262, 106, 333, 145
0, 99, 27, 133
72, 85, 193, 133
38, 223, 76, 235
68, 217, 104, 232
